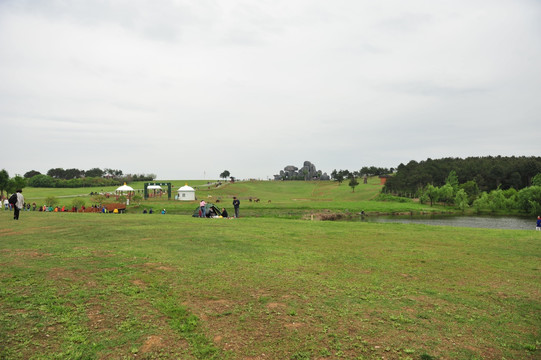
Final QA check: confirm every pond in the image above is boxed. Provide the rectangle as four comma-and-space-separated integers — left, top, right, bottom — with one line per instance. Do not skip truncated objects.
360, 214, 537, 231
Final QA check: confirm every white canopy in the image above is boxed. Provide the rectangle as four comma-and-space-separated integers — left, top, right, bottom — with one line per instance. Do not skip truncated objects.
147, 185, 162, 190
116, 184, 134, 192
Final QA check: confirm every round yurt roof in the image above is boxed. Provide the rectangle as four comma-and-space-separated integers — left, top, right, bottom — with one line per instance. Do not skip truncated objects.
177, 184, 195, 192
147, 185, 162, 190
116, 183, 134, 192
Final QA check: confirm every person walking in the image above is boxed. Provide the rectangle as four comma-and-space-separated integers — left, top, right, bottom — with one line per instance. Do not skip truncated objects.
12, 189, 24, 220
536, 216, 541, 231
233, 196, 240, 218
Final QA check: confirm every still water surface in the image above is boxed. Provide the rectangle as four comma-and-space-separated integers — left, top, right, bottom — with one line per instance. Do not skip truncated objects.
360, 215, 536, 230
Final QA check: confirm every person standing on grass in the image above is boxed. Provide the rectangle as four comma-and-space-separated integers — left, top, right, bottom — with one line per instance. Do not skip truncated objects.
200, 199, 206, 218
536, 216, 541, 231
12, 189, 24, 220
233, 196, 240, 218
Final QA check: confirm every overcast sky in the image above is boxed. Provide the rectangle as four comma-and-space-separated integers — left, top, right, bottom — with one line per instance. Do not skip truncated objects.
1, 0, 540, 180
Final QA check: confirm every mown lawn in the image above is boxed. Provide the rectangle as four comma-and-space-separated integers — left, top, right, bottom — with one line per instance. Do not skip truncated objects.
1, 211, 539, 359
18, 178, 441, 218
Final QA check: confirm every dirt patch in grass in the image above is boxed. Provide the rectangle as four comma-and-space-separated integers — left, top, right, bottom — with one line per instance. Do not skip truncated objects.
303, 211, 357, 221
266, 302, 286, 309
284, 322, 303, 329
1, 249, 52, 258
87, 304, 108, 331
143, 262, 175, 271
132, 279, 147, 288
92, 250, 116, 257
47, 267, 89, 283
0, 230, 27, 237
140, 335, 163, 353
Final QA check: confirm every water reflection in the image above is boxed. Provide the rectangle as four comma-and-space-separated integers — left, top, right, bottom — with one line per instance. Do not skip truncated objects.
360, 214, 535, 230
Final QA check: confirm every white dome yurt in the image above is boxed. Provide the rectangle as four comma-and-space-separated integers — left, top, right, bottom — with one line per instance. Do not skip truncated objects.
116, 183, 134, 192
177, 184, 195, 201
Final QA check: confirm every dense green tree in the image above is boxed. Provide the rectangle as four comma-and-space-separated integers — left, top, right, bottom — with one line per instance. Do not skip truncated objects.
516, 186, 541, 215
473, 192, 490, 214
332, 170, 345, 185
104, 169, 123, 178
532, 173, 541, 186
85, 168, 104, 177
423, 184, 439, 207
24, 170, 41, 178
439, 184, 454, 206
47, 168, 66, 179
455, 189, 469, 213
0, 169, 9, 198
445, 170, 459, 193
7, 175, 26, 193
349, 177, 359, 192
489, 189, 506, 212
360, 166, 391, 176
64, 168, 84, 180
28, 175, 56, 187
384, 156, 541, 195
460, 180, 480, 205
220, 170, 230, 181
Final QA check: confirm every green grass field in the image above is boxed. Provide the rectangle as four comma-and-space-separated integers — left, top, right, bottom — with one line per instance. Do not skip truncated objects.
17, 178, 441, 218
1, 181, 540, 359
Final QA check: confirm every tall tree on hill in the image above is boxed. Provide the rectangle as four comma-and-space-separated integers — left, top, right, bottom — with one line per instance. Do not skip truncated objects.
220, 170, 230, 181
332, 170, 345, 185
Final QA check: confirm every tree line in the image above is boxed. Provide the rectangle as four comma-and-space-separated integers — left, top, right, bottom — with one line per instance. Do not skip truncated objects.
26, 167, 155, 181
410, 170, 541, 216
383, 156, 541, 195
331, 166, 393, 183
0, 168, 157, 195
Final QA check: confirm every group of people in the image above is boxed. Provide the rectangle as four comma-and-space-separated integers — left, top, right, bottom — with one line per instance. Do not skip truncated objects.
199, 196, 240, 218
142, 208, 167, 214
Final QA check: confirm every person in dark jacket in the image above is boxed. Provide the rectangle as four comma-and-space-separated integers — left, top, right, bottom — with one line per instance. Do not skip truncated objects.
221, 208, 229, 218
12, 189, 24, 220
232, 197, 240, 218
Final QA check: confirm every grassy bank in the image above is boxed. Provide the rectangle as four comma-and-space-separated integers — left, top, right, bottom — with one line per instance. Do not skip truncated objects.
16, 178, 444, 218
1, 211, 539, 359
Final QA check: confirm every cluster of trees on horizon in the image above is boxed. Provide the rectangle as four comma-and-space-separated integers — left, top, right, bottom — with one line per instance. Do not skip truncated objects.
383, 156, 541, 195
331, 166, 393, 183
0, 168, 157, 194
381, 156, 541, 215
25, 167, 156, 182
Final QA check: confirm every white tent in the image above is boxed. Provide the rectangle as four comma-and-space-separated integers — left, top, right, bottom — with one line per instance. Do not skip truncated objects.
147, 185, 162, 190
177, 184, 195, 201
116, 183, 134, 192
